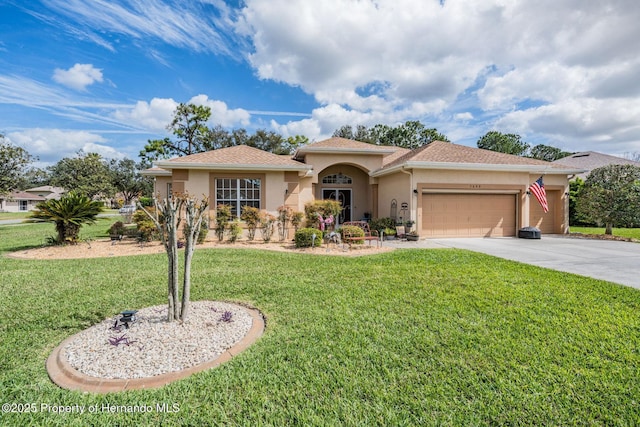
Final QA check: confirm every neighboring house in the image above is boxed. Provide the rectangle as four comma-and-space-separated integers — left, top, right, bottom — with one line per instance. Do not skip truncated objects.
23, 185, 65, 200
553, 151, 640, 180
0, 191, 46, 212
144, 138, 584, 238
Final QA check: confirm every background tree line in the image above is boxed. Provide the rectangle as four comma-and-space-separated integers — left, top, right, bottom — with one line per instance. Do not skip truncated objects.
0, 133, 152, 205
139, 103, 309, 166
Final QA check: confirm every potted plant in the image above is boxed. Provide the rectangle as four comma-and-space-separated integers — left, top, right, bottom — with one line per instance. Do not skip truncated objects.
404, 219, 415, 232
383, 227, 396, 240
406, 231, 419, 241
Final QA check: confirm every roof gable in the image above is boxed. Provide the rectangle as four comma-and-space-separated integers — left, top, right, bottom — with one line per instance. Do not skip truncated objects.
10, 191, 46, 201
154, 145, 309, 171
553, 151, 640, 171
375, 141, 584, 175
295, 137, 400, 159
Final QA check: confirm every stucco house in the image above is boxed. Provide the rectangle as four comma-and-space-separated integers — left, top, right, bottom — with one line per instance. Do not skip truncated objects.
23, 185, 65, 200
0, 191, 46, 212
144, 137, 584, 238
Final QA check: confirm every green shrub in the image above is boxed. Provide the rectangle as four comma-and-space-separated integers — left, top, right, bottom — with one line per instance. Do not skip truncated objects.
260, 212, 277, 242
228, 220, 243, 242
369, 217, 396, 233
133, 208, 158, 241
291, 211, 304, 232
197, 213, 210, 244
107, 221, 127, 236
383, 227, 396, 236
304, 200, 342, 229
240, 206, 261, 241
277, 205, 293, 241
215, 204, 232, 242
138, 196, 154, 207
294, 227, 324, 248
340, 225, 364, 244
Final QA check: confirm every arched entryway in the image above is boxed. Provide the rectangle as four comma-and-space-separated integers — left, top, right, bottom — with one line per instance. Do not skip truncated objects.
316, 164, 371, 225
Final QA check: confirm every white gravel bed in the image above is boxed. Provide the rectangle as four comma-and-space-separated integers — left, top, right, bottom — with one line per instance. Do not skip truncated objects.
63, 301, 253, 379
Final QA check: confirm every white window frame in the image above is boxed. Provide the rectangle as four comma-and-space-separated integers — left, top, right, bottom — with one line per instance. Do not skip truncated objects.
215, 178, 261, 217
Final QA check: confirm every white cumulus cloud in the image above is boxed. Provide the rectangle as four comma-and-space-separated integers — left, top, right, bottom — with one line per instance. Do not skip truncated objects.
6, 128, 124, 165
52, 63, 104, 91
238, 0, 640, 150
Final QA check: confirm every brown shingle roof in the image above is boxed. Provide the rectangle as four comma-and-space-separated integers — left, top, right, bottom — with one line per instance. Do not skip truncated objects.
553, 151, 640, 178
295, 137, 400, 159
155, 145, 308, 170
10, 191, 46, 201
383, 140, 575, 169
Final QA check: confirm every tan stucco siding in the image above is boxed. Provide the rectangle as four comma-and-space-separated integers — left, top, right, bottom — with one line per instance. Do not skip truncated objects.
154, 176, 172, 200
304, 153, 383, 183
297, 177, 314, 212
377, 172, 411, 221
182, 170, 210, 198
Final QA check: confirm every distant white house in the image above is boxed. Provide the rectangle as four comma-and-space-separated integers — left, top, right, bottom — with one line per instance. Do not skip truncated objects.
23, 185, 65, 200
0, 191, 46, 212
0, 186, 65, 212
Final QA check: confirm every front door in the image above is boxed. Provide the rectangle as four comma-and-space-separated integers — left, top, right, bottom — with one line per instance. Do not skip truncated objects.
322, 189, 352, 224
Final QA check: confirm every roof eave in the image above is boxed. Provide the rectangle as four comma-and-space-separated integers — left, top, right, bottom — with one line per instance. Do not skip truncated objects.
297, 147, 396, 156
371, 161, 586, 176
153, 161, 311, 172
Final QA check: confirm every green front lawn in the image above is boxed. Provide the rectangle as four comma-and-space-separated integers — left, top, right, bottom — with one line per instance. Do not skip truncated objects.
570, 226, 640, 240
0, 211, 31, 220
1, 222, 639, 426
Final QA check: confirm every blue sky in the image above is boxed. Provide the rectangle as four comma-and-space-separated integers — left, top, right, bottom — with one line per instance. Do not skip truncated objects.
1, 0, 639, 166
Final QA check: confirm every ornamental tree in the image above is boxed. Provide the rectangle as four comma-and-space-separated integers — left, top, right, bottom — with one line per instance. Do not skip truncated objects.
576, 164, 640, 235
140, 194, 209, 322
0, 135, 36, 196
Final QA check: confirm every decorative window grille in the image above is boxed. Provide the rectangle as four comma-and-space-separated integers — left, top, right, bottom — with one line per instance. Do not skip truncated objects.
322, 173, 352, 184
215, 178, 261, 217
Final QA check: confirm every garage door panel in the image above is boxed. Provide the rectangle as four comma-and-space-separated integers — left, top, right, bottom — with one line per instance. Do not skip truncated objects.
422, 193, 516, 238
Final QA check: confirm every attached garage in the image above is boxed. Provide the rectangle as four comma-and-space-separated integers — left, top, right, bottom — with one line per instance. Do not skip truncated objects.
422, 193, 517, 238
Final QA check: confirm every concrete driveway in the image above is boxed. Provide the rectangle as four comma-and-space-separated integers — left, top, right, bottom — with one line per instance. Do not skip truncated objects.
384, 235, 640, 290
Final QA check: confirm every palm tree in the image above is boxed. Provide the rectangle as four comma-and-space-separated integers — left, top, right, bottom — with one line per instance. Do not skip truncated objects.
30, 192, 103, 244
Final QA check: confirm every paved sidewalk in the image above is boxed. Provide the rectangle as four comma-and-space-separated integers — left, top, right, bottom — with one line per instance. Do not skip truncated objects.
383, 235, 640, 290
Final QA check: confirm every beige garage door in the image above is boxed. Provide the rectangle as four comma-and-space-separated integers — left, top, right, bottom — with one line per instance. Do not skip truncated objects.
529, 190, 557, 234
422, 193, 517, 238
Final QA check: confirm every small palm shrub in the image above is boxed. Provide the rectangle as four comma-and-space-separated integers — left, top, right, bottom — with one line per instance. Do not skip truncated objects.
29, 191, 102, 244
294, 227, 323, 248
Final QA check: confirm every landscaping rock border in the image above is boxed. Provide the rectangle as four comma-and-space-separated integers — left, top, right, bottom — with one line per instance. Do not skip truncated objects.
46, 301, 265, 393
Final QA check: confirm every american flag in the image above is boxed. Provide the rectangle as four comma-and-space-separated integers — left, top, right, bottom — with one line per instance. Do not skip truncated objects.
529, 176, 549, 213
